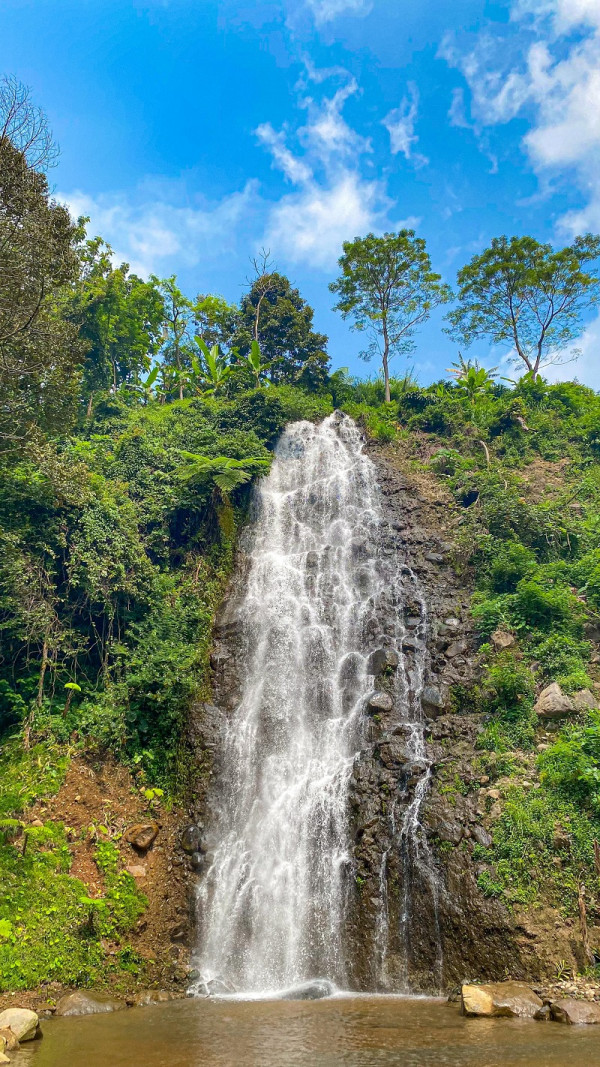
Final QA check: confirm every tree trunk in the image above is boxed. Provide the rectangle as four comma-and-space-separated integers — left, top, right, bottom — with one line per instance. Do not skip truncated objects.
578, 883, 594, 965
86, 392, 94, 419
36, 638, 49, 708
382, 345, 390, 403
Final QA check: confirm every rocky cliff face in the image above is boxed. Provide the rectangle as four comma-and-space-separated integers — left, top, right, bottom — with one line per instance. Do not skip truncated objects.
185, 437, 544, 993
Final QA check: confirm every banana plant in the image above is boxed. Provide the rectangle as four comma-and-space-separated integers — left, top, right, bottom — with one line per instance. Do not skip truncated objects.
194, 337, 231, 394
243, 340, 271, 387
124, 365, 160, 404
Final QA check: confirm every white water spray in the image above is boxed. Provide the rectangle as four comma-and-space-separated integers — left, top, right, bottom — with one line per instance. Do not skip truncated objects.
193, 413, 440, 994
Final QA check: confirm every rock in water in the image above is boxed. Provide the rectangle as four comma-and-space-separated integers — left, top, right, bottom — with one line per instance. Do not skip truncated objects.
279, 979, 336, 1000
0, 1008, 39, 1041
367, 691, 393, 712
461, 981, 543, 1018
132, 990, 176, 1007
549, 999, 600, 1024
54, 991, 126, 1016
0, 1028, 20, 1051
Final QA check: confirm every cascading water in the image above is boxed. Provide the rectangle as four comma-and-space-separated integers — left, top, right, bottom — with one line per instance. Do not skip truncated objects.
192, 413, 441, 995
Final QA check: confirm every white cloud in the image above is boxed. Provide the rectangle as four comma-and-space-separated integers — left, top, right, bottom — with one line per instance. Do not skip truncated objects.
257, 69, 388, 270
255, 124, 312, 184
305, 0, 372, 25
448, 87, 471, 129
442, 1, 600, 235
263, 172, 387, 269
60, 183, 258, 278
383, 84, 428, 166
542, 313, 600, 388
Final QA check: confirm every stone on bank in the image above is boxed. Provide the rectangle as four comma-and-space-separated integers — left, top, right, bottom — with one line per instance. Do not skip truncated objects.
0, 1008, 39, 1041
461, 982, 543, 1019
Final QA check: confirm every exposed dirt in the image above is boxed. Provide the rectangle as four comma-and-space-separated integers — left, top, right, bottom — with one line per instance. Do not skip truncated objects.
0, 754, 195, 1013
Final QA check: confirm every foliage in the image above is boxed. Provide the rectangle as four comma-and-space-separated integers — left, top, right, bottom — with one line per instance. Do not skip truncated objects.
447, 233, 600, 375
330, 230, 451, 402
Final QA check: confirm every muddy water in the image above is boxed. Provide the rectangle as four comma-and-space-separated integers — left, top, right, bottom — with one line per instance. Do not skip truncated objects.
15, 996, 600, 1067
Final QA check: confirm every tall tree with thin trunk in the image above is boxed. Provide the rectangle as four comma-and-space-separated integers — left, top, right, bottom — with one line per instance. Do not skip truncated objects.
330, 231, 450, 403
446, 234, 600, 376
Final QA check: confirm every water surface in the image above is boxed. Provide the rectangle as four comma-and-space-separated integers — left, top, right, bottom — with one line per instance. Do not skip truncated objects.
17, 996, 600, 1067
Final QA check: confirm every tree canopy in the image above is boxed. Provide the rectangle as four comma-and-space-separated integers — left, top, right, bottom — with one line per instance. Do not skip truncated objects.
235, 271, 330, 390
446, 234, 600, 376
330, 230, 451, 402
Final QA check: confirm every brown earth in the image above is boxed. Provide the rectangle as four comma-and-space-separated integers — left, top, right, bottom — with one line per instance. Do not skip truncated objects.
0, 755, 194, 1013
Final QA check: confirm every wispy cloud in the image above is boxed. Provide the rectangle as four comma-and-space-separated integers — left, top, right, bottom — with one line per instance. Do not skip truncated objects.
305, 0, 372, 25
382, 84, 428, 167
441, 0, 600, 234
256, 66, 390, 269
60, 183, 258, 278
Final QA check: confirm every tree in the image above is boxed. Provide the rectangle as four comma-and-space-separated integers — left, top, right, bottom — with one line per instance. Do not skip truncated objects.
153, 275, 195, 400
71, 239, 165, 408
0, 80, 84, 447
235, 272, 329, 389
446, 234, 600, 376
194, 338, 231, 394
194, 293, 239, 354
330, 230, 451, 402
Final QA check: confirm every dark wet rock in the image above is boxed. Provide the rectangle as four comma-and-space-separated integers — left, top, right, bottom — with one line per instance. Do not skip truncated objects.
549, 998, 600, 1024
461, 981, 543, 1018
402, 635, 425, 652
367, 691, 393, 713
535, 683, 575, 719
421, 685, 445, 714
190, 850, 205, 871
280, 979, 336, 1000
123, 822, 159, 852
181, 825, 202, 853
471, 825, 492, 848
54, 991, 126, 1017
445, 639, 468, 659
367, 648, 399, 675
425, 552, 444, 564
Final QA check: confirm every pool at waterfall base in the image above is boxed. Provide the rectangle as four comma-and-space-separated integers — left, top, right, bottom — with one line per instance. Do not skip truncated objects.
15, 994, 600, 1067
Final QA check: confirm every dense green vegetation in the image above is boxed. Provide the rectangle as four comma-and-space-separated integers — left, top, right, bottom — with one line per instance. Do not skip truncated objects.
2, 74, 600, 989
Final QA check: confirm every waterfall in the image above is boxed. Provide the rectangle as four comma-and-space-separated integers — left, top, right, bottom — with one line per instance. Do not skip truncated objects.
192, 412, 439, 995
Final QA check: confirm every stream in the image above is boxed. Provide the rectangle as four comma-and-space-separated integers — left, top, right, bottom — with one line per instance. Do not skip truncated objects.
15, 996, 600, 1067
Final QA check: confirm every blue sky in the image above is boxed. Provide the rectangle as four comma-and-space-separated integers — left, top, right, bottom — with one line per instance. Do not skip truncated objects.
2, 0, 600, 385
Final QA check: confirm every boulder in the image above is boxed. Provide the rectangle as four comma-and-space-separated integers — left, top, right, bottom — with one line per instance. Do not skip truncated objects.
446, 639, 468, 659
54, 991, 126, 1017
471, 825, 492, 848
132, 990, 176, 1007
421, 685, 445, 715
124, 822, 159, 851
491, 630, 515, 651
280, 979, 336, 1000
190, 851, 204, 872
461, 981, 543, 1018
181, 825, 202, 853
572, 689, 598, 713
535, 683, 575, 720
425, 552, 444, 564
0, 1052, 9, 1064
0, 1028, 19, 1051
402, 636, 425, 653
549, 998, 600, 1025
367, 692, 393, 713
366, 648, 399, 676
0, 1008, 39, 1041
